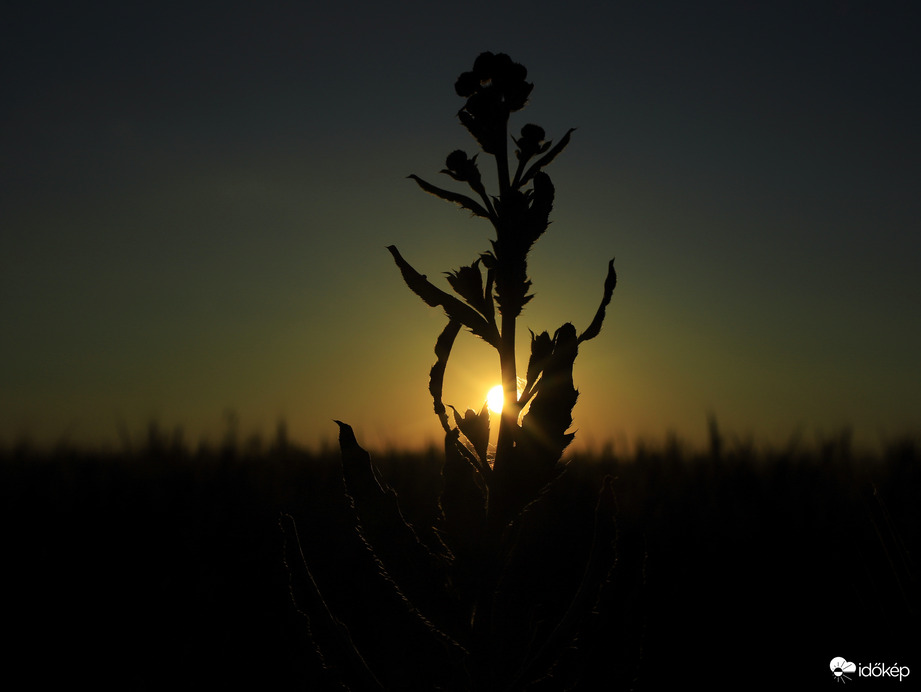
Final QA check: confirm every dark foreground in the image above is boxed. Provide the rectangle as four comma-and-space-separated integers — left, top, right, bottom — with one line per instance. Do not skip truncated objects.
2, 435, 917, 690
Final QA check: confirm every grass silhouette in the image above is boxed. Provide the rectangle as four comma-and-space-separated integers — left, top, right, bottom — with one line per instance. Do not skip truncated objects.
1, 428, 916, 688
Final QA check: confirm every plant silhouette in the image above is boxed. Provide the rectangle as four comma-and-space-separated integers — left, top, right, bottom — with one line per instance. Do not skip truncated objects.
283, 52, 621, 690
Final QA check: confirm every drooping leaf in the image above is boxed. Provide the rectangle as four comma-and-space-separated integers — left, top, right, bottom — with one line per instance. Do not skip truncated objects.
409, 174, 491, 219
430, 321, 461, 434
578, 258, 617, 344
519, 128, 575, 188
388, 245, 500, 347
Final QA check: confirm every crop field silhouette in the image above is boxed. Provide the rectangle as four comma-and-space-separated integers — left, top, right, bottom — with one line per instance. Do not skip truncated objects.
2, 428, 916, 689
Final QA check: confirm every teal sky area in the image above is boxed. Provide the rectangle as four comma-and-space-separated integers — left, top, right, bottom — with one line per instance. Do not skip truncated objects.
2, 0, 919, 453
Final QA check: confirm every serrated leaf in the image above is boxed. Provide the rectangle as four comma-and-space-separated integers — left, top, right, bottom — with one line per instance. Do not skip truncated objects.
388, 245, 500, 347
334, 421, 465, 652
445, 260, 490, 316
522, 329, 553, 400
439, 429, 487, 618
279, 513, 387, 691
505, 476, 617, 690
482, 264, 495, 323
408, 174, 490, 218
458, 108, 502, 156
525, 171, 554, 245
450, 403, 490, 467
519, 323, 579, 471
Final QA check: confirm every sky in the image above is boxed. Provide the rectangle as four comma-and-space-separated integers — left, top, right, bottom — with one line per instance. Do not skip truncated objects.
2, 0, 919, 453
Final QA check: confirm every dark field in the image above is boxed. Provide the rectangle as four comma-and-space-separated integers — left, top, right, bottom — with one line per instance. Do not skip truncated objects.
2, 433, 917, 690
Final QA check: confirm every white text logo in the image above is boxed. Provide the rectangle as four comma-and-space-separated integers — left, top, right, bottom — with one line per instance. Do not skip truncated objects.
830, 657, 910, 683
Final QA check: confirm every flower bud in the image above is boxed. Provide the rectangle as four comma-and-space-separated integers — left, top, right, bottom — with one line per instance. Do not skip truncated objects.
442, 150, 482, 187
520, 124, 545, 143
445, 149, 471, 172
473, 52, 497, 79
454, 71, 478, 97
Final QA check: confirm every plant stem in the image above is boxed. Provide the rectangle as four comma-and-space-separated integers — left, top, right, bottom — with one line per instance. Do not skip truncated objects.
496, 310, 518, 473
496, 152, 510, 198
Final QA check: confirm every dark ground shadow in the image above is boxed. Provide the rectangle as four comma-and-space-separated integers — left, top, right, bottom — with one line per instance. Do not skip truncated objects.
1, 437, 916, 689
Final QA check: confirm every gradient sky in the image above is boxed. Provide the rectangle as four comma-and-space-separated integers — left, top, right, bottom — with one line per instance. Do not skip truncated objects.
2, 0, 919, 453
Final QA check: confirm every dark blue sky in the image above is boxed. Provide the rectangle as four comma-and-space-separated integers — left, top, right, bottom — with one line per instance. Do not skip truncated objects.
2, 0, 919, 451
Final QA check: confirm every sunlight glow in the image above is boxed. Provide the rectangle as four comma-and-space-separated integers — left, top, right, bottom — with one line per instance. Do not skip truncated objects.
487, 382, 528, 415
487, 385, 505, 414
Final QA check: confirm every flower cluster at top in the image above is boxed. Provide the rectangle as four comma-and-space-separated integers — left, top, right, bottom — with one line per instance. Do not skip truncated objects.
454, 52, 533, 155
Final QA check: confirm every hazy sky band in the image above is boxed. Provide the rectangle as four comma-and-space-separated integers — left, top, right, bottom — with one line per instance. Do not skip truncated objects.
2, 0, 919, 451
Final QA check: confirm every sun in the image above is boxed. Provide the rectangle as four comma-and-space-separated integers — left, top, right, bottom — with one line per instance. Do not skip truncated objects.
486, 385, 505, 414
487, 381, 526, 414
